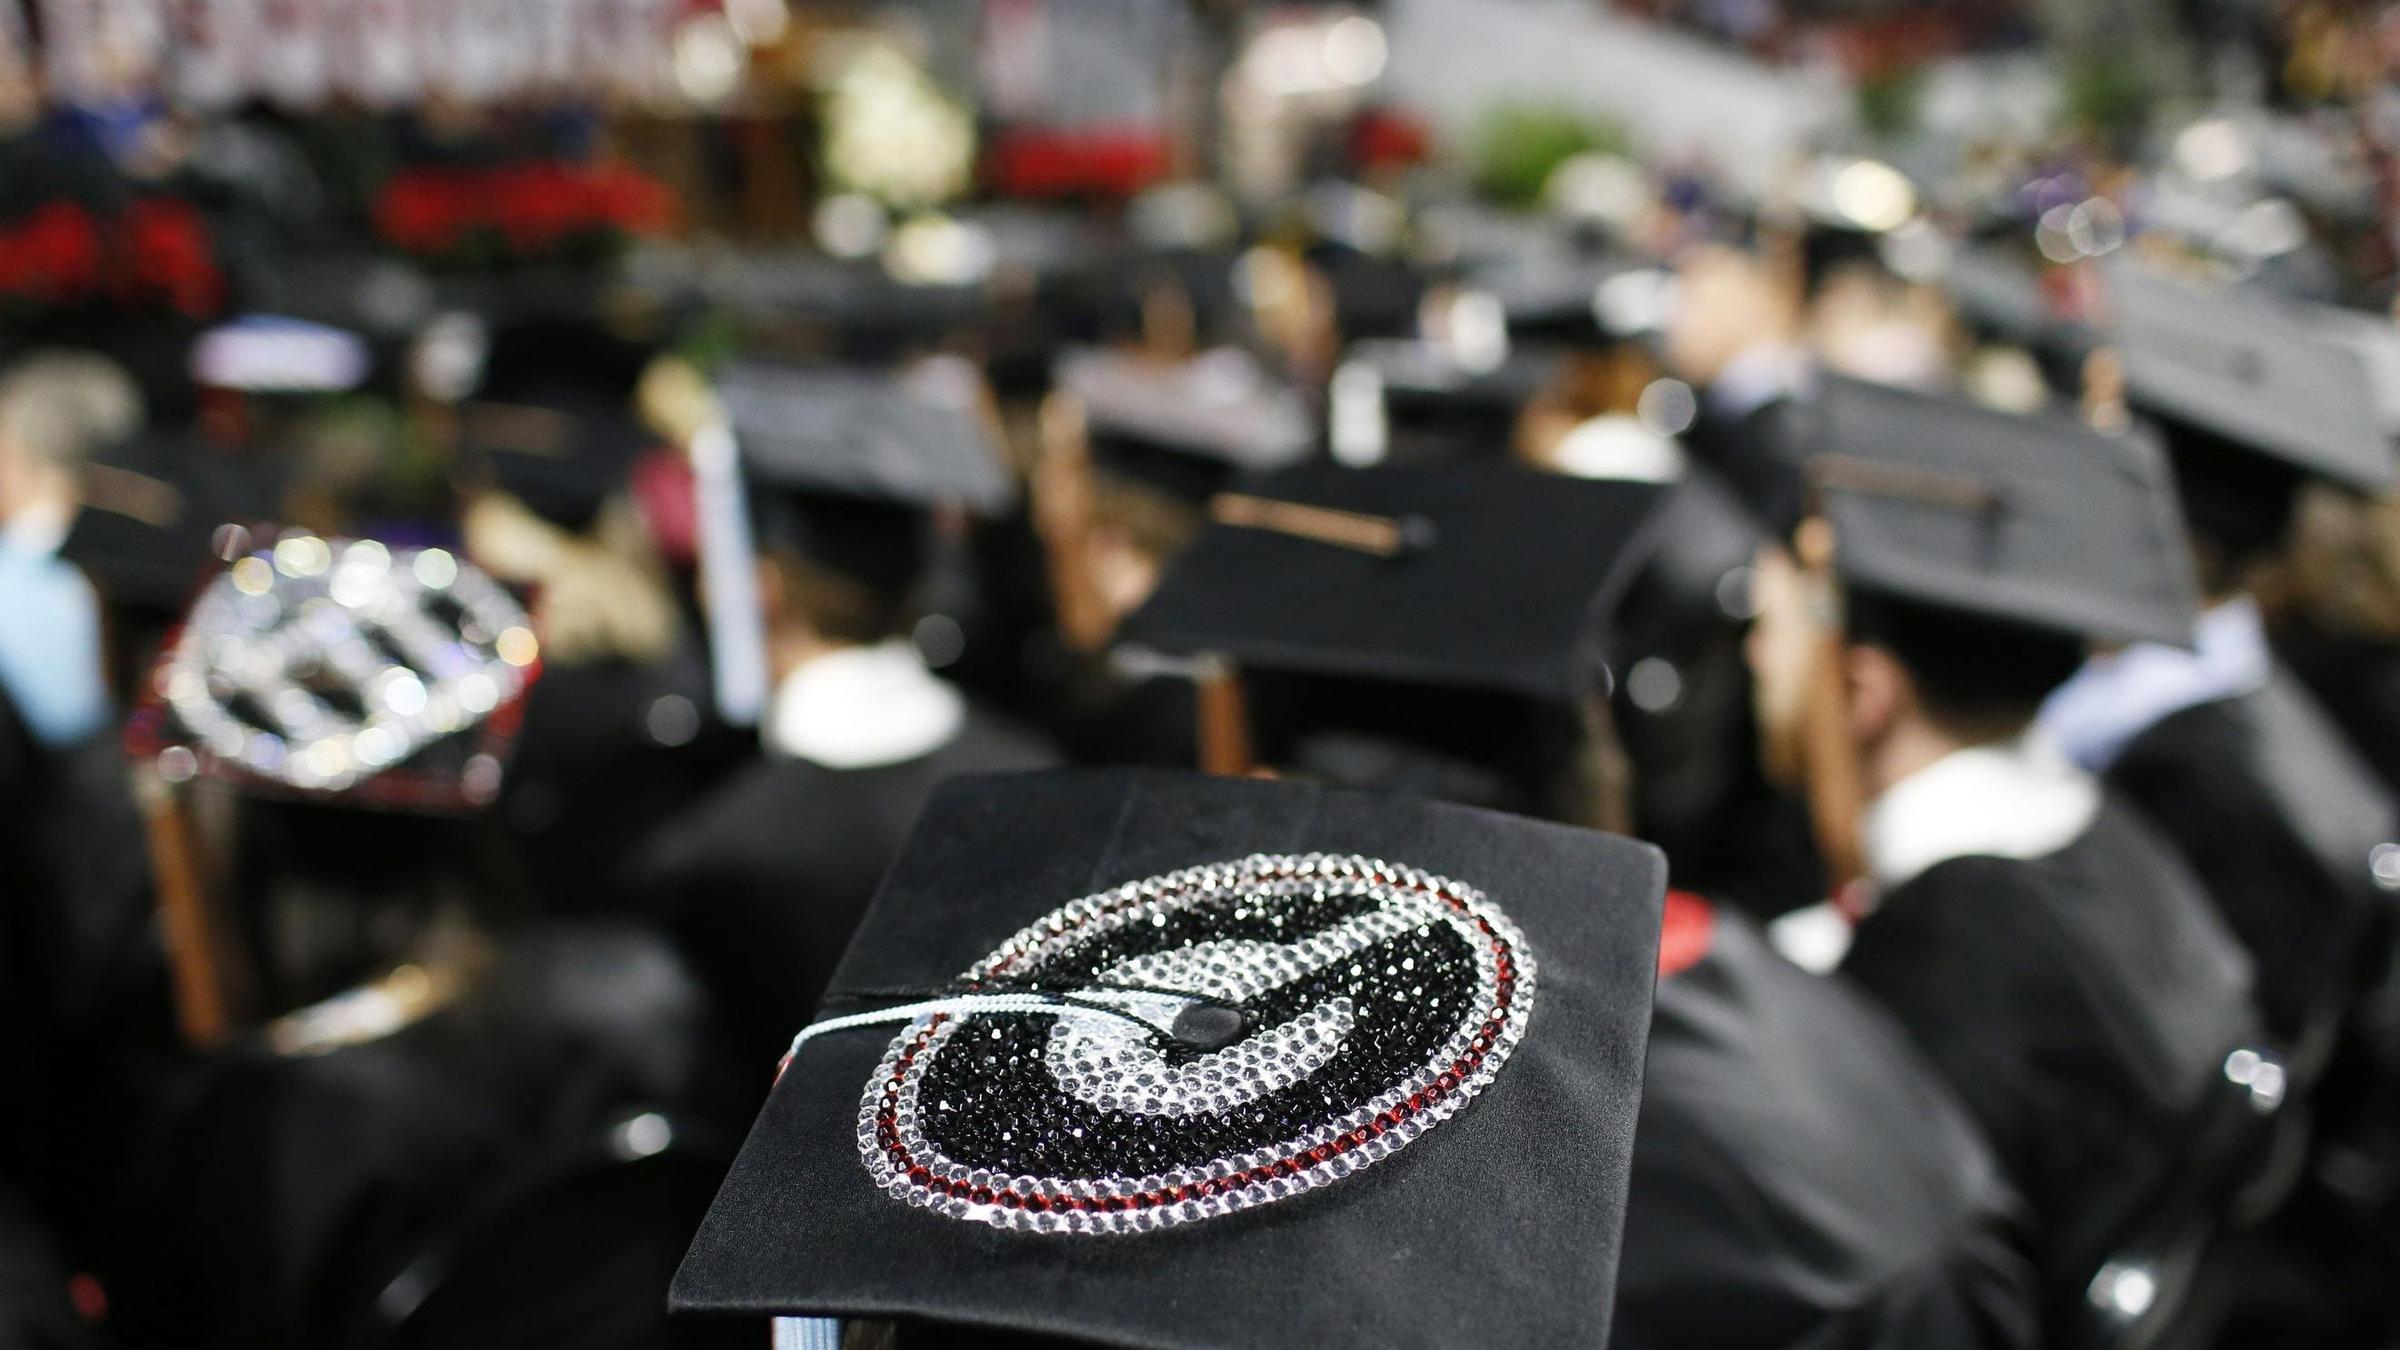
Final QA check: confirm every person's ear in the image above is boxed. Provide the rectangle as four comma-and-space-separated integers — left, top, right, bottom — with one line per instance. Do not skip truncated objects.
1844, 642, 1913, 745
753, 555, 786, 625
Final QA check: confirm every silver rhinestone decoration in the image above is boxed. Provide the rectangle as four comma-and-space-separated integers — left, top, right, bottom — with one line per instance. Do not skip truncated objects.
857, 853, 1537, 1235
157, 538, 536, 794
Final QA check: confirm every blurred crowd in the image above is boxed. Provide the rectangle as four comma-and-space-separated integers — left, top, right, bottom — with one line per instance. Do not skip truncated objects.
8, 1, 2400, 1348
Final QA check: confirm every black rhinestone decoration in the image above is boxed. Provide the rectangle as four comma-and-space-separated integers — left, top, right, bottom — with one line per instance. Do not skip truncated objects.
856, 853, 1538, 1235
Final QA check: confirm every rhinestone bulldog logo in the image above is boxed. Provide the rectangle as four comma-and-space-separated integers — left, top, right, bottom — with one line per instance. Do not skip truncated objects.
155, 537, 535, 795
860, 853, 1535, 1233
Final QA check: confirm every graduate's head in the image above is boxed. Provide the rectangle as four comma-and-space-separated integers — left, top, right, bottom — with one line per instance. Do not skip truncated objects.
127, 535, 538, 1032
2156, 418, 2308, 599
1746, 377, 2201, 884
2107, 266, 2393, 600
753, 493, 931, 662
1117, 460, 1666, 834
1840, 588, 2088, 749
1037, 348, 1313, 654
0, 349, 141, 524
713, 360, 1011, 678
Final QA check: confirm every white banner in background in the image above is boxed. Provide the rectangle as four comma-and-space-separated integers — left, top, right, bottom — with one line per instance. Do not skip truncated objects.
13, 0, 679, 109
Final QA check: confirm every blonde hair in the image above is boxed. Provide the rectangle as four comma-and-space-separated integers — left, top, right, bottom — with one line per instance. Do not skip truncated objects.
2277, 481, 2400, 639
463, 490, 681, 666
0, 350, 142, 469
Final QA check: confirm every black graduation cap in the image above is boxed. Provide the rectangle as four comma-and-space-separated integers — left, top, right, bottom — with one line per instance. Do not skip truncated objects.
1120, 461, 1666, 706
1806, 375, 2200, 647
672, 765, 1664, 1348
2109, 264, 2394, 491
1057, 346, 1317, 503
456, 317, 662, 531
61, 433, 287, 618
720, 359, 1012, 518
707, 254, 986, 364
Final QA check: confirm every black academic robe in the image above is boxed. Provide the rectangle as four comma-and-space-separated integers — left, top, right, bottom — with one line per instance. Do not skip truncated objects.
2105, 669, 2399, 1054
638, 710, 1061, 1074
500, 646, 748, 917
102, 924, 721, 1350
0, 1184, 93, 1350
1840, 799, 2260, 1322
1614, 899, 2039, 1350
2271, 617, 2400, 795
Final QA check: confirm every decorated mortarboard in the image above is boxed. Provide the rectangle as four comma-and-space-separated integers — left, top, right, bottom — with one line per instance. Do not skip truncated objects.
1058, 346, 1317, 502
189, 316, 372, 394
124, 535, 539, 811
2108, 264, 2394, 491
672, 766, 1664, 1348
1120, 461, 1666, 706
1803, 375, 2200, 647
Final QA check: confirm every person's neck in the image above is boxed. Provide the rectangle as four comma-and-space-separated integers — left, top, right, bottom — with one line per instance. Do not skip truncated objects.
767, 628, 855, 687
1859, 714, 1973, 805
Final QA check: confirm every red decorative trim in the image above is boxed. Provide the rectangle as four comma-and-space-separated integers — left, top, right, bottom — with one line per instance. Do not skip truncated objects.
1656, 889, 1716, 980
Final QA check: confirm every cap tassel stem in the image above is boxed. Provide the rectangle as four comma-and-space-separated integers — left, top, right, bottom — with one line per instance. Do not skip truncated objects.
1209, 493, 1436, 559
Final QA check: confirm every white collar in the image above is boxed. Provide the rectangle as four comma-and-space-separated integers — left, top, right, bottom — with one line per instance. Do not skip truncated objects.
0, 499, 74, 560
1860, 730, 2099, 891
2036, 596, 2271, 772
1706, 342, 1812, 422
763, 639, 966, 770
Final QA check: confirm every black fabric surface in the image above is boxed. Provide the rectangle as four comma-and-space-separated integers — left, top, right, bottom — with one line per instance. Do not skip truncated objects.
1616, 903, 2039, 1350
639, 709, 1061, 1071
105, 924, 718, 1350
0, 1183, 95, 1350
2272, 618, 2400, 795
502, 645, 745, 917
2106, 670, 2400, 1047
1841, 797, 2260, 1322
720, 361, 1012, 514
2109, 265, 2393, 491
1122, 461, 1665, 706
672, 767, 1666, 1348
1809, 377, 2200, 647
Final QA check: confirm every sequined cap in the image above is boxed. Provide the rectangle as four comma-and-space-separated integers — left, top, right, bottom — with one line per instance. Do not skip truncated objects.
674, 767, 1664, 1348
126, 533, 539, 811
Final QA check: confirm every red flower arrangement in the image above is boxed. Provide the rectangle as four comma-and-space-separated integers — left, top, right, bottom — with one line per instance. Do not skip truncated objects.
983, 126, 1173, 200
374, 161, 679, 261
0, 202, 104, 304
0, 197, 226, 317
121, 199, 228, 316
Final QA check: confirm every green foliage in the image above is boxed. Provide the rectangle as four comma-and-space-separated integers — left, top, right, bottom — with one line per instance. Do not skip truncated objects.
2063, 51, 2155, 142
1857, 68, 1925, 139
1471, 103, 1628, 207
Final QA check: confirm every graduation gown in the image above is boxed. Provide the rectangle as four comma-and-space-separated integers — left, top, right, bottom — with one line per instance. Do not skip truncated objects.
1614, 896, 2039, 1350
103, 924, 720, 1350
0, 1184, 93, 1350
1841, 799, 2259, 1319
2105, 669, 2400, 1050
500, 645, 747, 917
2271, 616, 2400, 795
639, 707, 1060, 1072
